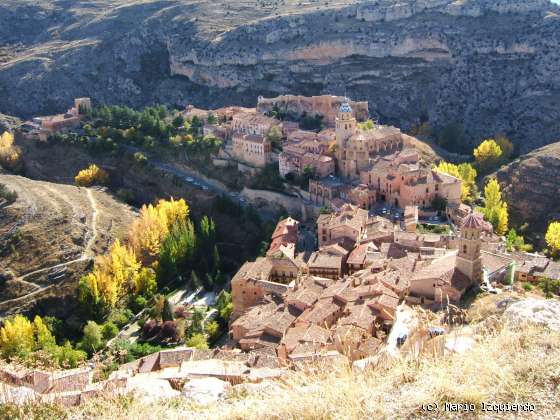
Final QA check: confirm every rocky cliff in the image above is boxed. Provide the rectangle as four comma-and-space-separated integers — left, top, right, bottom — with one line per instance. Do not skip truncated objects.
0, 0, 559, 152
496, 141, 560, 239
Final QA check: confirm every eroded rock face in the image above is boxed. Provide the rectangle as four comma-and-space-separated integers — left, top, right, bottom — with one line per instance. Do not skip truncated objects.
0, 0, 559, 152
496, 141, 560, 237
504, 299, 560, 331
182, 377, 231, 405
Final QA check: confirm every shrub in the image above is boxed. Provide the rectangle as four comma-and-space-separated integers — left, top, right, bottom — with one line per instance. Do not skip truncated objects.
75, 164, 109, 186
186, 333, 208, 350
522, 282, 533, 291
0, 183, 18, 204
133, 152, 148, 165
0, 132, 23, 173
101, 322, 119, 341
80, 321, 104, 354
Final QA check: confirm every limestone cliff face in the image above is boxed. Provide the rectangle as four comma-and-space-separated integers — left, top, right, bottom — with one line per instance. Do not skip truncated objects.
496, 141, 560, 237
0, 0, 559, 152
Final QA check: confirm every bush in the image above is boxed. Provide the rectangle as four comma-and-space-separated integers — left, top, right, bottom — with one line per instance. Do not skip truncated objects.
0, 183, 17, 204
133, 152, 148, 165
522, 282, 533, 291
186, 333, 208, 350
75, 164, 109, 187
80, 321, 104, 354
101, 322, 119, 341
108, 308, 134, 328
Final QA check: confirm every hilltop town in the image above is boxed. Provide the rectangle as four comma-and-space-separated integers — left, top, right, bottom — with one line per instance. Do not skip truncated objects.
0, 93, 559, 415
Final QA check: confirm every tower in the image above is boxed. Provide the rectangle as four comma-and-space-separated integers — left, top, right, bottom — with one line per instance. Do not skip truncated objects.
335, 101, 357, 148
455, 213, 483, 283
335, 101, 357, 177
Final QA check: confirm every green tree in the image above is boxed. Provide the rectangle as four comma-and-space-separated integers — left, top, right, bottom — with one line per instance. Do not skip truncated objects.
207, 113, 218, 125
162, 298, 174, 322
101, 322, 119, 341
266, 125, 283, 150
205, 321, 220, 342
81, 321, 104, 354
187, 308, 205, 337
186, 333, 208, 350
216, 290, 233, 322
158, 220, 197, 286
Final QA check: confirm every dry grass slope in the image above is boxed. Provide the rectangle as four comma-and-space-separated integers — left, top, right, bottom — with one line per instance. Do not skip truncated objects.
58, 319, 560, 420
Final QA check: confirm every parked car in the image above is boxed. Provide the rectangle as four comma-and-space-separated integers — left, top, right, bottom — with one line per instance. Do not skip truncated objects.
186, 177, 194, 182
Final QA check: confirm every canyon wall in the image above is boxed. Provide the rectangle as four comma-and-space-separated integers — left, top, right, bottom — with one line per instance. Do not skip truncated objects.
0, 0, 559, 152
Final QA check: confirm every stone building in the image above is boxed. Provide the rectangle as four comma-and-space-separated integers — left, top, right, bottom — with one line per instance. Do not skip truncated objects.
231, 112, 279, 136
317, 204, 369, 247
231, 133, 272, 168
360, 148, 462, 208
335, 102, 406, 179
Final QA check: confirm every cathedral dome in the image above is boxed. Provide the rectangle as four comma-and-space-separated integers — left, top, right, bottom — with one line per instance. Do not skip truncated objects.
339, 102, 353, 113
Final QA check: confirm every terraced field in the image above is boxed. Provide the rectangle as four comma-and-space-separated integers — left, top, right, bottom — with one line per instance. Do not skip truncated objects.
0, 174, 136, 317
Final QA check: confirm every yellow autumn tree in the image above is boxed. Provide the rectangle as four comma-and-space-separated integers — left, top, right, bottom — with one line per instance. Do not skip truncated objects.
80, 239, 141, 310
0, 131, 23, 172
434, 161, 477, 203
545, 221, 560, 254
480, 178, 508, 235
0, 315, 35, 359
473, 139, 503, 173
129, 198, 189, 263
75, 164, 109, 187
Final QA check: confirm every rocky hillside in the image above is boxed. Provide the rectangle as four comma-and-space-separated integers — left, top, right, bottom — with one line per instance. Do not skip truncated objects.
0, 174, 135, 319
496, 141, 560, 239
0, 0, 559, 152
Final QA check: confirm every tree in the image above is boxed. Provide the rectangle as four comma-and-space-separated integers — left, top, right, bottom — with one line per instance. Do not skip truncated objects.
129, 198, 190, 263
481, 178, 508, 235
495, 134, 514, 163
216, 290, 233, 322
172, 114, 185, 128
546, 222, 560, 256
0, 132, 23, 173
506, 229, 533, 252
473, 139, 503, 173
157, 220, 197, 286
75, 164, 109, 187
266, 125, 283, 150
431, 195, 448, 212
101, 322, 119, 341
204, 321, 220, 342
135, 267, 157, 298
0, 315, 35, 359
358, 119, 375, 131
434, 161, 477, 203
186, 333, 208, 350
80, 321, 103, 354
187, 308, 205, 337
437, 123, 468, 154
191, 270, 202, 289
207, 113, 218, 125
162, 298, 174, 322
79, 239, 141, 313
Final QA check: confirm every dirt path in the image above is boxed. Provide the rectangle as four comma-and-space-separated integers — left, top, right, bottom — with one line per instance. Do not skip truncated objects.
1, 186, 100, 309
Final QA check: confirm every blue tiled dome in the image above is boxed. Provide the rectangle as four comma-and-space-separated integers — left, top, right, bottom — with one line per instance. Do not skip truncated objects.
339, 101, 353, 113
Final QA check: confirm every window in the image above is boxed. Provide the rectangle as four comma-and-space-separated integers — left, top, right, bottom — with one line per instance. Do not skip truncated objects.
463, 245, 467, 254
